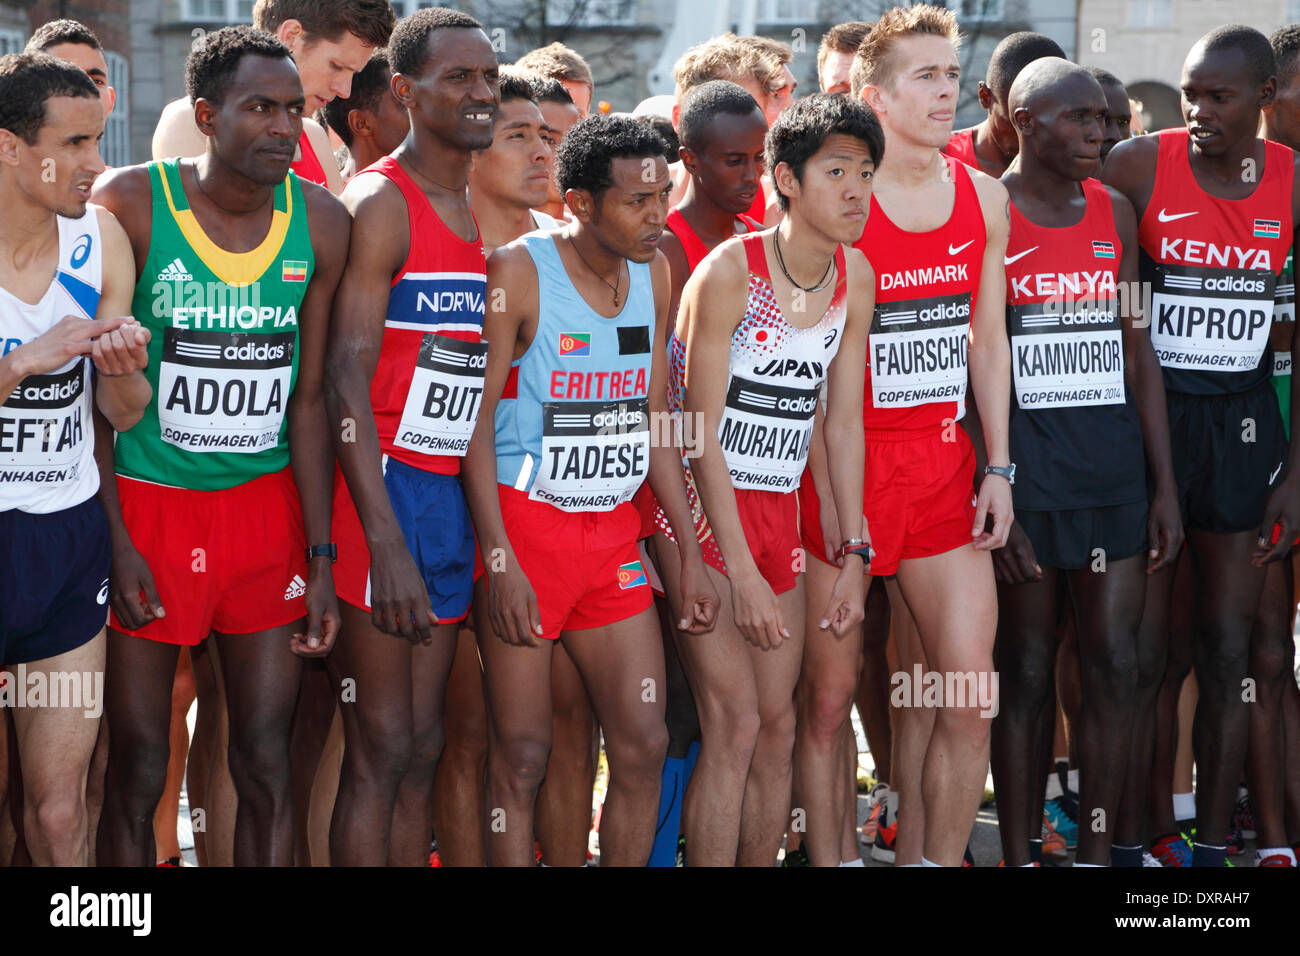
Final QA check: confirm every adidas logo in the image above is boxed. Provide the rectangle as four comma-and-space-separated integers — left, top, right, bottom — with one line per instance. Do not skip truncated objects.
284, 573, 307, 600
158, 257, 193, 281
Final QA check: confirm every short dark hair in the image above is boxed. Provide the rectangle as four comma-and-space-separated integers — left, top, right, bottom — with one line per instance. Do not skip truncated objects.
556, 113, 667, 199
323, 49, 390, 146
497, 68, 537, 105
677, 79, 762, 151
253, 0, 395, 48
388, 7, 483, 78
986, 32, 1067, 98
638, 114, 679, 164
818, 21, 872, 79
186, 25, 292, 106
26, 19, 102, 53
766, 93, 884, 212
0, 52, 99, 145
1196, 24, 1276, 89
1085, 66, 1124, 90
527, 74, 574, 106
1271, 24, 1300, 82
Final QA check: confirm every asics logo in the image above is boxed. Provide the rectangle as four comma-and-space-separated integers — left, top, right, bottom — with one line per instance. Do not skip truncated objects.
948, 240, 975, 256
96, 579, 109, 605
1004, 246, 1038, 266
158, 257, 193, 282
1157, 209, 1198, 223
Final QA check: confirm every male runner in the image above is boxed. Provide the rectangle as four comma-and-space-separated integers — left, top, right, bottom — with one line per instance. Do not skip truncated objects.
943, 31, 1065, 178
92, 26, 349, 867
514, 42, 594, 118
1104, 24, 1300, 868
656, 94, 877, 867
324, 7, 496, 867
641, 79, 764, 866
152, 0, 396, 193
464, 114, 715, 866
0, 52, 151, 865
526, 78, 580, 223
990, 58, 1182, 868
818, 22, 873, 96
847, 5, 1014, 867
1087, 68, 1134, 164
25, 19, 116, 118
469, 73, 554, 251
323, 50, 410, 183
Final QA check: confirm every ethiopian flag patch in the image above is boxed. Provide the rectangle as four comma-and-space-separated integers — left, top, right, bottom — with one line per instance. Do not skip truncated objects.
282, 260, 308, 282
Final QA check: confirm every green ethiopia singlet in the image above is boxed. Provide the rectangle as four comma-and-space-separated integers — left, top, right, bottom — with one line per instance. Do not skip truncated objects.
116, 159, 314, 490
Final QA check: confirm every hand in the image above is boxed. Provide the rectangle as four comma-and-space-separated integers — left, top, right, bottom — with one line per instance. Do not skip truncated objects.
487, 560, 544, 647
15, 315, 132, 377
730, 569, 788, 650
367, 536, 438, 644
991, 520, 1041, 585
972, 474, 1013, 550
819, 560, 865, 636
291, 565, 340, 657
676, 553, 719, 634
1146, 484, 1184, 573
108, 540, 165, 631
817, 494, 841, 565
91, 318, 151, 377
1254, 471, 1300, 566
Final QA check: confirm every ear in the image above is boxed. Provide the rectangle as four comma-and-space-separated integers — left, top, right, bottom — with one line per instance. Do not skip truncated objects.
391, 71, 416, 110
977, 82, 994, 110
104, 86, 117, 116
193, 97, 219, 137
772, 160, 799, 208
671, 102, 680, 132
678, 144, 698, 175
0, 128, 22, 169
859, 83, 886, 118
1011, 106, 1033, 135
565, 187, 596, 223
1259, 74, 1278, 109
348, 108, 371, 143
278, 19, 304, 54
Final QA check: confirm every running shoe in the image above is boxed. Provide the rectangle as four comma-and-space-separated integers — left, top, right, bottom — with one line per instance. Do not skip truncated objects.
1257, 853, 1296, 867
1149, 833, 1192, 867
782, 845, 810, 867
997, 859, 1041, 867
962, 845, 974, 867
1043, 794, 1079, 849
871, 814, 897, 863
1232, 791, 1256, 841
156, 857, 181, 867
1041, 816, 1069, 861
676, 834, 686, 868
1142, 852, 1163, 867
860, 782, 889, 844
1225, 821, 1244, 857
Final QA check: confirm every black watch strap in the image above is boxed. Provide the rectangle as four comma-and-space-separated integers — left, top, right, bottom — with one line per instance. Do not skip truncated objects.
306, 543, 338, 563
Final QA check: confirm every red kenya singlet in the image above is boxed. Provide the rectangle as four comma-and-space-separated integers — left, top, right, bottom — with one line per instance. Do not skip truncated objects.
1005, 178, 1145, 510
854, 154, 985, 430
290, 132, 328, 187
360, 157, 487, 474
1140, 128, 1294, 395
664, 207, 762, 271
943, 129, 978, 170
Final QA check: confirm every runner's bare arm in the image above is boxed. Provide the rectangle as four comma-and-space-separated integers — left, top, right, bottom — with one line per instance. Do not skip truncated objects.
289, 183, 350, 654
805, 405, 838, 563
151, 97, 207, 161
1101, 134, 1159, 222
968, 173, 1014, 549
656, 226, 690, 339
464, 242, 544, 646
1110, 187, 1182, 570
302, 117, 345, 195
90, 206, 151, 432
681, 243, 787, 649
645, 250, 719, 635
324, 175, 434, 642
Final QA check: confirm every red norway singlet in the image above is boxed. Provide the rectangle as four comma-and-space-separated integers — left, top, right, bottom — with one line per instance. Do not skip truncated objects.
943, 129, 978, 170
1005, 178, 1145, 511
358, 156, 487, 475
854, 153, 985, 430
1140, 128, 1294, 395
290, 131, 328, 187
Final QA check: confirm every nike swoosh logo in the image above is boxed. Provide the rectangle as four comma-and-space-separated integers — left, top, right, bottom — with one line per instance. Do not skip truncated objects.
1270, 461, 1284, 485
1004, 246, 1038, 265
1157, 208, 1199, 222
948, 240, 975, 256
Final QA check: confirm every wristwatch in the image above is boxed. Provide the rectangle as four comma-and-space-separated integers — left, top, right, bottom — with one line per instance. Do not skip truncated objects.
306, 543, 338, 563
837, 537, 875, 566
984, 463, 1016, 486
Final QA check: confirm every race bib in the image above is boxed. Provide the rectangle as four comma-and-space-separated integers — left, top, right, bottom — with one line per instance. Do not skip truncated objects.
1009, 298, 1125, 409
1275, 351, 1291, 379
158, 327, 294, 453
0, 361, 88, 478
529, 397, 649, 512
718, 376, 817, 491
1149, 262, 1274, 373
393, 333, 486, 457
869, 292, 970, 408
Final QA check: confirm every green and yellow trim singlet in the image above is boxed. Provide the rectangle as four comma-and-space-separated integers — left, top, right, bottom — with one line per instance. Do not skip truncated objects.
116, 158, 314, 490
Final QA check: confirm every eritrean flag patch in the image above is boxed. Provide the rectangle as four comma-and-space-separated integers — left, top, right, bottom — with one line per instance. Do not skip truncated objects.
559, 332, 590, 356
282, 260, 308, 282
1254, 219, 1282, 239
617, 560, 647, 590
1092, 241, 1115, 259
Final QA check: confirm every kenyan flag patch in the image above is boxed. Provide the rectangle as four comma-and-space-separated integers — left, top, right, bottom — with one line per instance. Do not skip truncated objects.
1092, 241, 1115, 259
1254, 219, 1281, 239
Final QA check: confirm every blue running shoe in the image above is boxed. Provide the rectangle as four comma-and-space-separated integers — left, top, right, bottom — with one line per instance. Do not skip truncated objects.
1044, 795, 1078, 849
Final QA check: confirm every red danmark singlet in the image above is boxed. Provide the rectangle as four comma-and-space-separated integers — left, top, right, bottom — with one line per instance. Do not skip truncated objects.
1140, 128, 1294, 395
943, 129, 978, 170
359, 157, 487, 475
854, 153, 985, 430
290, 131, 328, 187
